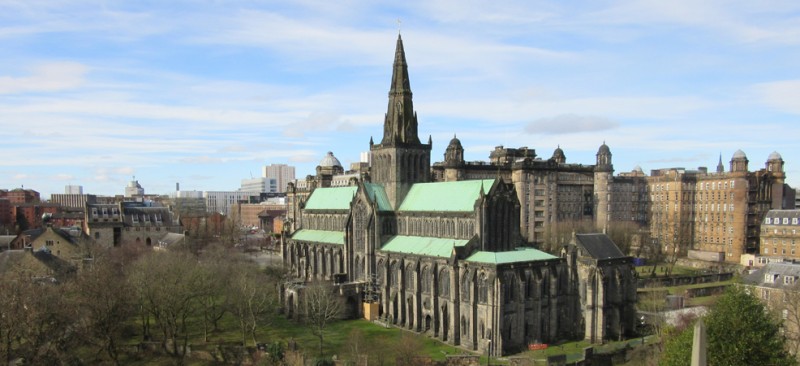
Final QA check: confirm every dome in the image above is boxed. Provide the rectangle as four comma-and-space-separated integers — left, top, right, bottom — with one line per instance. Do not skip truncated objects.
319, 151, 342, 168
633, 165, 643, 173
552, 146, 566, 162
732, 149, 747, 160
597, 142, 611, 155
448, 135, 462, 148
768, 151, 783, 161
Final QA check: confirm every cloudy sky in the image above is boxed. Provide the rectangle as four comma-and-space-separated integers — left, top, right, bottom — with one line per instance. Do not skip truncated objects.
2, 0, 799, 197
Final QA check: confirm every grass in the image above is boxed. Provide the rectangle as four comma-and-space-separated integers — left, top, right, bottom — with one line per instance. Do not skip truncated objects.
114, 311, 474, 365
635, 264, 703, 278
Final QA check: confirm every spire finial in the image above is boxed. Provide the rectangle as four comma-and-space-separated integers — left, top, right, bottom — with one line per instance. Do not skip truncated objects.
397, 18, 402, 35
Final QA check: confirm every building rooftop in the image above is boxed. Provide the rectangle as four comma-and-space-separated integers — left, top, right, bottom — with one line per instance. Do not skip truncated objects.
398, 179, 495, 212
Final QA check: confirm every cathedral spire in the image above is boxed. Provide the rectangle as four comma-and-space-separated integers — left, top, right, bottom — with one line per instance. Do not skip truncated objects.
381, 34, 420, 145
716, 153, 724, 173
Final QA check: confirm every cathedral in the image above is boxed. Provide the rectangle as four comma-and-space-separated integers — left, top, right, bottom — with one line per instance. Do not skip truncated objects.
281, 35, 636, 356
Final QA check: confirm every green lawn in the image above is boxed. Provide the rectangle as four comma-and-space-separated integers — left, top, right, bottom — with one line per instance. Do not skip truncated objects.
115, 311, 476, 365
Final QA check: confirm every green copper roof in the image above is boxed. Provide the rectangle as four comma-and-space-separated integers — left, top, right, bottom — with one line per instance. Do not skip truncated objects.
466, 248, 557, 265
304, 186, 357, 210
380, 235, 469, 258
291, 229, 345, 245
364, 183, 392, 211
398, 179, 495, 212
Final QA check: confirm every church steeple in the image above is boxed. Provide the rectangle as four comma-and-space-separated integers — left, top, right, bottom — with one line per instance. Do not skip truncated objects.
716, 153, 724, 173
371, 35, 431, 209
382, 34, 420, 145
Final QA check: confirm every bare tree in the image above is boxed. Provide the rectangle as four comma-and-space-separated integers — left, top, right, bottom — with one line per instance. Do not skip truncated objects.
394, 333, 424, 366
72, 257, 135, 365
228, 263, 279, 347
128, 251, 204, 360
302, 281, 344, 357
196, 248, 236, 342
0, 276, 30, 364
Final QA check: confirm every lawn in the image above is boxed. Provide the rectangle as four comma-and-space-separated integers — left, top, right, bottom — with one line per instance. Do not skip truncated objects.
115, 311, 475, 365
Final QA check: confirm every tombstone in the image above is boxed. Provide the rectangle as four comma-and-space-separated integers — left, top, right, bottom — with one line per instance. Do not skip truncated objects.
691, 319, 707, 366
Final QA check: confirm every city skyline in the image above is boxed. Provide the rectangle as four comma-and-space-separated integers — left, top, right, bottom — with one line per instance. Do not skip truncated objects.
2, 1, 799, 197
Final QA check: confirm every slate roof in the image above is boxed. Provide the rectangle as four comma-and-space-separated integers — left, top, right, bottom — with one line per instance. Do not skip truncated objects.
466, 248, 557, 265
743, 262, 800, 290
763, 210, 800, 226
291, 229, 345, 245
380, 235, 469, 258
304, 186, 358, 210
575, 234, 626, 260
398, 179, 494, 212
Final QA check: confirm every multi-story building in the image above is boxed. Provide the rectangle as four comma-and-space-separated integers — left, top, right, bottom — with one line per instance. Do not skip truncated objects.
1, 188, 40, 204
65, 185, 83, 194
124, 179, 145, 198
240, 177, 276, 193
433, 142, 787, 263
263, 164, 296, 193
760, 210, 800, 260
203, 191, 260, 216
283, 35, 637, 355
744, 262, 800, 359
84, 202, 182, 247
49, 193, 97, 209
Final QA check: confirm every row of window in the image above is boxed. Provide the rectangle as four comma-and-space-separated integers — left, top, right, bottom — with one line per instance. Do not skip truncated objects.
765, 217, 800, 225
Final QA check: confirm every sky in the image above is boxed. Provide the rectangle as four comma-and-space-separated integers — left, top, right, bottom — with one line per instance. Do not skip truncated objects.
1, 0, 799, 198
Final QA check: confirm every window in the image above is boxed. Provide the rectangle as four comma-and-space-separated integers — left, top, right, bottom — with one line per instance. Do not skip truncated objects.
767, 218, 772, 224
784, 218, 790, 225
785, 276, 796, 285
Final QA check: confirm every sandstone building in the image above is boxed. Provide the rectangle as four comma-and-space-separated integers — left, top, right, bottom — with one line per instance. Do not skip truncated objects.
282, 35, 636, 356
433, 140, 788, 263
760, 210, 800, 260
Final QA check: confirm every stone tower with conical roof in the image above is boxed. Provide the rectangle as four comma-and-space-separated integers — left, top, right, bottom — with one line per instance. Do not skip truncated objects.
370, 35, 432, 208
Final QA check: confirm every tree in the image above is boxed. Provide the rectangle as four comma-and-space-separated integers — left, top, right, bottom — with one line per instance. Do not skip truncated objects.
227, 262, 279, 347
72, 257, 135, 365
302, 281, 344, 358
777, 283, 800, 360
660, 286, 796, 366
128, 251, 204, 360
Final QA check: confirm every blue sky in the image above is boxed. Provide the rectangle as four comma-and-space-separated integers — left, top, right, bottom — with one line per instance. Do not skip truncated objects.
1, 1, 799, 198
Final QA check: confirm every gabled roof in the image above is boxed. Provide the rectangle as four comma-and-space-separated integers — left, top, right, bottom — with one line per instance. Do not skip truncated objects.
398, 179, 494, 212
304, 186, 358, 210
575, 234, 626, 260
466, 248, 557, 265
743, 262, 800, 289
291, 229, 345, 245
363, 183, 392, 211
380, 235, 469, 258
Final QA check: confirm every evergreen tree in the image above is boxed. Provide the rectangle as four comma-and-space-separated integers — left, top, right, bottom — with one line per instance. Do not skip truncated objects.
660, 286, 796, 366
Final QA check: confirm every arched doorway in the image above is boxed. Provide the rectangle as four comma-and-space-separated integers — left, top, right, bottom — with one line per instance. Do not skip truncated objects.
287, 294, 295, 319
425, 315, 432, 332
145, 237, 151, 246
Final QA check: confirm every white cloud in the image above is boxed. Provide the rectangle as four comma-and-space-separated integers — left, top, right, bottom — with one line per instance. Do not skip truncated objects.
754, 79, 800, 115
525, 114, 619, 135
0, 62, 88, 94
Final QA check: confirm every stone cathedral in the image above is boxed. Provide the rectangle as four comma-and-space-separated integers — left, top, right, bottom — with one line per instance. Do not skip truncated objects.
281, 35, 637, 356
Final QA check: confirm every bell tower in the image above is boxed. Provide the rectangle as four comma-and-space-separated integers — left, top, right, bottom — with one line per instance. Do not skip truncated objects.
370, 35, 432, 209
